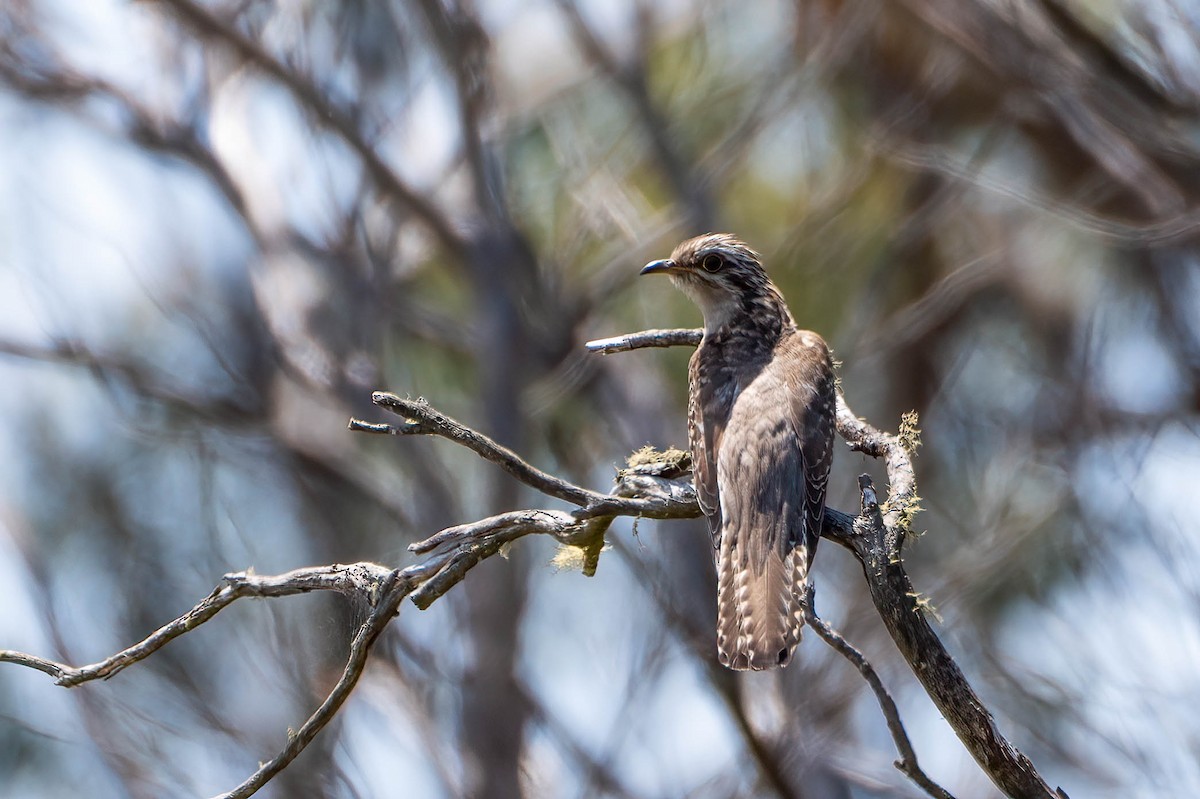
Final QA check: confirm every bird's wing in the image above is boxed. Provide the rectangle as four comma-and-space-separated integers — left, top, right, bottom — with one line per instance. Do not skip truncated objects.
714, 331, 835, 670
790, 332, 836, 566
720, 332, 834, 568
688, 347, 730, 545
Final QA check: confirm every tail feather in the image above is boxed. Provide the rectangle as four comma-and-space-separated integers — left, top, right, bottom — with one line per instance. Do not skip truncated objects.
716, 535, 808, 671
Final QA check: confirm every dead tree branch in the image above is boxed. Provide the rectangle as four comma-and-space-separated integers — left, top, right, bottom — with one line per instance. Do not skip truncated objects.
804, 586, 955, 799
0, 391, 711, 797
586, 327, 1068, 799
2, 564, 407, 799
351, 391, 705, 523
585, 328, 704, 353
2, 327, 1066, 799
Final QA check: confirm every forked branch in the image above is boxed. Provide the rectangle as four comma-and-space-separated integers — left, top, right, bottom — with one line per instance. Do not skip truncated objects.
803, 586, 954, 799
2, 564, 409, 799
2, 327, 1065, 799
586, 327, 1066, 799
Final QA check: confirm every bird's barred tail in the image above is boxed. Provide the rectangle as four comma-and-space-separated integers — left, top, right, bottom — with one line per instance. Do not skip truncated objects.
716, 536, 808, 671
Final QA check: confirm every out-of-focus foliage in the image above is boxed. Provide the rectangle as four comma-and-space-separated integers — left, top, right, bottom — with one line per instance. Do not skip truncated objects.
1, 0, 1199, 797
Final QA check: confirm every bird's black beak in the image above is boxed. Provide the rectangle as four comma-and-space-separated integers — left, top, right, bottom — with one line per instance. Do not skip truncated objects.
640, 259, 675, 275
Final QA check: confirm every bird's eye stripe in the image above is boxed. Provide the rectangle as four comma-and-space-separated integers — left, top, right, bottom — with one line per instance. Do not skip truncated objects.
702, 254, 722, 272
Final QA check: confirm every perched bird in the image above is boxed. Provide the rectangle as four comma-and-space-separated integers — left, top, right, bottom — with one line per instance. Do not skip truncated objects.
641, 234, 835, 670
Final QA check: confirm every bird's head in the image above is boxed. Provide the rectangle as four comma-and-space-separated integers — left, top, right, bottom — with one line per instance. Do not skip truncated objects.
641, 233, 787, 335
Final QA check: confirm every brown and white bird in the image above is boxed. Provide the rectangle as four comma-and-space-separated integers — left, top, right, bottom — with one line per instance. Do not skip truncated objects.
641, 234, 835, 670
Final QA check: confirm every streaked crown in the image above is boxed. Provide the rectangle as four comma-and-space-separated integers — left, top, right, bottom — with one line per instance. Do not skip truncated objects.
642, 234, 771, 294
641, 233, 793, 335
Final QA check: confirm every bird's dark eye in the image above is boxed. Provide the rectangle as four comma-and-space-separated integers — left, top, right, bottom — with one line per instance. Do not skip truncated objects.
701, 254, 723, 273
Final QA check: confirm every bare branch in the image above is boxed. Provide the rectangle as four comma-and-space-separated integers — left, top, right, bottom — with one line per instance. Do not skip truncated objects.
360, 393, 605, 507
4, 327, 1065, 799
407, 512, 613, 607
0, 436, 700, 799
581, 326, 1066, 799
410, 510, 580, 555
5, 584, 236, 687
0, 650, 68, 680
585, 328, 704, 353
805, 587, 956, 799
214, 569, 410, 799
350, 392, 695, 521
2, 564, 408, 799
0, 564, 396, 688
850, 472, 1064, 799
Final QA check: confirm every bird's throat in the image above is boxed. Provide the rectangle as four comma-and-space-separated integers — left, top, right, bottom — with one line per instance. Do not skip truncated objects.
671, 277, 741, 335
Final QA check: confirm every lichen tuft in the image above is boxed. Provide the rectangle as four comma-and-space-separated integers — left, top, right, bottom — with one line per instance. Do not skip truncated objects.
617, 445, 692, 479
898, 410, 922, 456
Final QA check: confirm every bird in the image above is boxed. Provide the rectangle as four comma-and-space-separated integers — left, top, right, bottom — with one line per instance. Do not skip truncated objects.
641, 233, 836, 670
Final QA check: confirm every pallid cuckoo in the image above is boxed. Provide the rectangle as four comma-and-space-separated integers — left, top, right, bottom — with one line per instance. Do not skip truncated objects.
642, 234, 835, 670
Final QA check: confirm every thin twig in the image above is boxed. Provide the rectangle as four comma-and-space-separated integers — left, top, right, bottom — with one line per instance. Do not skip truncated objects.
2, 564, 406, 799
214, 569, 411, 799
585, 328, 703, 353
351, 392, 700, 521
2, 565, 380, 687
362, 393, 605, 507
804, 588, 956, 799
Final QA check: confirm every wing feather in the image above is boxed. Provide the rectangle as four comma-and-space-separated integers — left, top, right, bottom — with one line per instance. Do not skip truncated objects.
707, 331, 835, 670
688, 346, 732, 545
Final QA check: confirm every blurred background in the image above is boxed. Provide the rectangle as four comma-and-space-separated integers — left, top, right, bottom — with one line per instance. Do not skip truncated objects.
1, 0, 1199, 797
